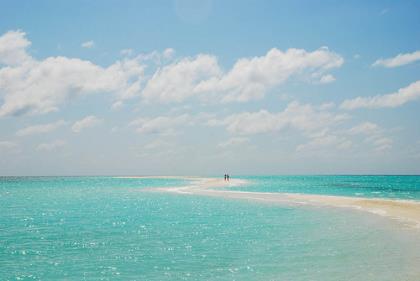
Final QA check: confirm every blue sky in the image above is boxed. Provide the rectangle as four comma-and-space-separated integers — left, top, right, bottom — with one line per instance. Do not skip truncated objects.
0, 0, 419, 175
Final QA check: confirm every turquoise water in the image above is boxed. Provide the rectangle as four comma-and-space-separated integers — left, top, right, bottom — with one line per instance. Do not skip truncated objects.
231, 175, 420, 200
1, 176, 420, 280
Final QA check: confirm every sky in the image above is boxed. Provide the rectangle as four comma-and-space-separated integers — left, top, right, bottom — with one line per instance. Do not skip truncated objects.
0, 0, 419, 176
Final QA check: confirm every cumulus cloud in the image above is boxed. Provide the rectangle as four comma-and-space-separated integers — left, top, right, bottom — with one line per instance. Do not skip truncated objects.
372, 137, 393, 151
209, 101, 348, 136
142, 47, 343, 103
36, 139, 66, 151
296, 131, 352, 152
209, 102, 353, 152
136, 49, 177, 64
0, 30, 345, 116
81, 40, 95, 48
0, 140, 19, 152
120, 48, 134, 56
0, 30, 32, 65
129, 114, 191, 135
72, 115, 102, 133
0, 30, 144, 117
373, 50, 420, 68
16, 120, 66, 136
278, 119, 391, 153
111, 100, 124, 110
162, 48, 175, 59
347, 122, 393, 151
319, 102, 335, 110
208, 110, 282, 135
319, 74, 336, 84
142, 54, 221, 102
348, 122, 379, 135
341, 80, 420, 109
201, 47, 343, 102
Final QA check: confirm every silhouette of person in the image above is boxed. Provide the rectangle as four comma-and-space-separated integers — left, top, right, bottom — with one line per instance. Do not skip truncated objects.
224, 174, 227, 181
227, 174, 230, 181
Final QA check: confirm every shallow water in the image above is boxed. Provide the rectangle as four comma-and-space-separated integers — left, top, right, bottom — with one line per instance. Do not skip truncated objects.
1, 176, 420, 280
230, 175, 420, 200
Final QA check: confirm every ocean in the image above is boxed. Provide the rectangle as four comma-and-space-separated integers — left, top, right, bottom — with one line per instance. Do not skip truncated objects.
1, 176, 420, 280
229, 175, 420, 200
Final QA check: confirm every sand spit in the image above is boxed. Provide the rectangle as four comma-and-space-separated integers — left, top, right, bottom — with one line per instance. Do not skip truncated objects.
144, 177, 420, 229
113, 176, 200, 179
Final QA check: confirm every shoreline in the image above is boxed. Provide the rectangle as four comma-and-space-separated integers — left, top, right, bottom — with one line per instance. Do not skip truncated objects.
113, 176, 200, 179
144, 177, 420, 229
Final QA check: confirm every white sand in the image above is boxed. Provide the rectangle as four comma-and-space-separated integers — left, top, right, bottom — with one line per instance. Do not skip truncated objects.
113, 176, 200, 179
144, 177, 420, 229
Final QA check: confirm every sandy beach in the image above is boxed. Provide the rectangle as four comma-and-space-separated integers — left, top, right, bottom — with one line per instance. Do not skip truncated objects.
144, 177, 420, 229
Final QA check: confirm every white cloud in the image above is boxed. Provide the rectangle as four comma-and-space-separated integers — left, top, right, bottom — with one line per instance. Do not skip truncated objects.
0, 140, 19, 152
296, 131, 352, 152
0, 30, 144, 117
72, 115, 102, 133
319, 102, 335, 110
348, 122, 379, 135
36, 139, 66, 151
142, 54, 221, 102
0, 30, 344, 117
296, 121, 393, 153
208, 110, 281, 135
218, 137, 249, 148
120, 48, 133, 56
341, 80, 420, 109
16, 120, 66, 136
347, 122, 392, 151
142, 47, 343, 103
136, 49, 177, 64
111, 100, 124, 110
0, 30, 32, 65
129, 114, 191, 135
319, 74, 336, 84
209, 102, 355, 152
373, 50, 420, 68
163, 48, 175, 59
372, 137, 393, 151
81, 40, 95, 49
198, 47, 343, 102
209, 101, 348, 136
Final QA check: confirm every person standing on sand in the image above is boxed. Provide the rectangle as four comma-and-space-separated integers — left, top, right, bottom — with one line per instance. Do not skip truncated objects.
224, 174, 227, 181
227, 174, 230, 181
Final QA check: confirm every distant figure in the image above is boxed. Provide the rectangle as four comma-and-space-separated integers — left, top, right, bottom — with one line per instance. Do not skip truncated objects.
227, 174, 230, 181
224, 174, 227, 181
